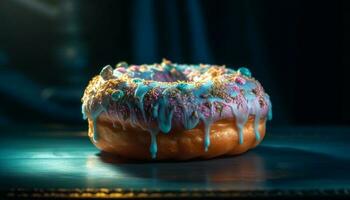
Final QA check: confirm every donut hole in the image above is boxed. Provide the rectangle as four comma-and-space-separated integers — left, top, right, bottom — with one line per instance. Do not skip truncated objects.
151, 70, 188, 82
119, 63, 229, 83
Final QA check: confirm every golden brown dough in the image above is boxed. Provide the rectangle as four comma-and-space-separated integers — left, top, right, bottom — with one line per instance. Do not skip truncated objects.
88, 116, 266, 160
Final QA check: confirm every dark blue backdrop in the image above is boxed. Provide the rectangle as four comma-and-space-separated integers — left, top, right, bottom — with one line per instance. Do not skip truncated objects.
0, 0, 347, 126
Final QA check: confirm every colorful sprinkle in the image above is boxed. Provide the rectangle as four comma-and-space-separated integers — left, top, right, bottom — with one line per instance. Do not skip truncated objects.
238, 67, 252, 77
111, 90, 124, 101
235, 77, 246, 85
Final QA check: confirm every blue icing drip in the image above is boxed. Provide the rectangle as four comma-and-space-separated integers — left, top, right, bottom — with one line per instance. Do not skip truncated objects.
228, 103, 249, 144
190, 80, 222, 151
81, 104, 87, 120
237, 124, 244, 144
183, 110, 200, 130
198, 110, 215, 152
203, 121, 211, 152
147, 94, 174, 158
244, 94, 261, 141
134, 83, 153, 122
200, 97, 225, 151
267, 97, 273, 121
238, 67, 252, 77
152, 103, 159, 118
157, 96, 174, 133
149, 130, 158, 159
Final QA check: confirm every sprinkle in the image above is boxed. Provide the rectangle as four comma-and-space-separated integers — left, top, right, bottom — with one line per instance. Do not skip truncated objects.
116, 67, 126, 73
162, 58, 172, 65
111, 90, 124, 101
129, 65, 139, 71
116, 61, 128, 68
235, 77, 246, 85
238, 67, 252, 77
233, 85, 240, 92
183, 68, 192, 74
100, 65, 113, 80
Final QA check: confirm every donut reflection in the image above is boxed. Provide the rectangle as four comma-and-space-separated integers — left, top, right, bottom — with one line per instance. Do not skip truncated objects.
87, 145, 350, 190
96, 149, 267, 183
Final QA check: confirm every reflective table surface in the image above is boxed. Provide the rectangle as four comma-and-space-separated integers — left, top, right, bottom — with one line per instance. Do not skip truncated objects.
0, 126, 350, 198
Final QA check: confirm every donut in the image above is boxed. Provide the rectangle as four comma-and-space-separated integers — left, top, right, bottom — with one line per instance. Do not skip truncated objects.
81, 59, 272, 160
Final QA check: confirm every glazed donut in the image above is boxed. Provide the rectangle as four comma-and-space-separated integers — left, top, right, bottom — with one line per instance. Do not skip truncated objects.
82, 59, 272, 160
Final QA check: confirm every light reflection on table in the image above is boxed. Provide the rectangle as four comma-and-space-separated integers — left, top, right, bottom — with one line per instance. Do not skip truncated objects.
0, 127, 350, 190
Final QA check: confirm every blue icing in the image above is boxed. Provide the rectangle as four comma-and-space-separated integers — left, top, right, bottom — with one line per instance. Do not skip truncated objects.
203, 122, 211, 152
190, 80, 224, 151
176, 82, 195, 91
244, 92, 261, 141
268, 100, 273, 121
228, 103, 249, 144
134, 82, 153, 122
238, 67, 252, 77
152, 103, 159, 118
81, 104, 87, 120
111, 90, 124, 101
202, 97, 226, 151
240, 81, 256, 91
173, 64, 187, 71
245, 92, 256, 101
156, 96, 174, 133
149, 130, 158, 159
132, 70, 154, 80
132, 78, 143, 83
183, 110, 200, 130
197, 112, 212, 152
193, 80, 213, 97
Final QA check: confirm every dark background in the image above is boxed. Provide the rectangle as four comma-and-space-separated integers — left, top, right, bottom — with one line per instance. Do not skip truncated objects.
0, 0, 348, 127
